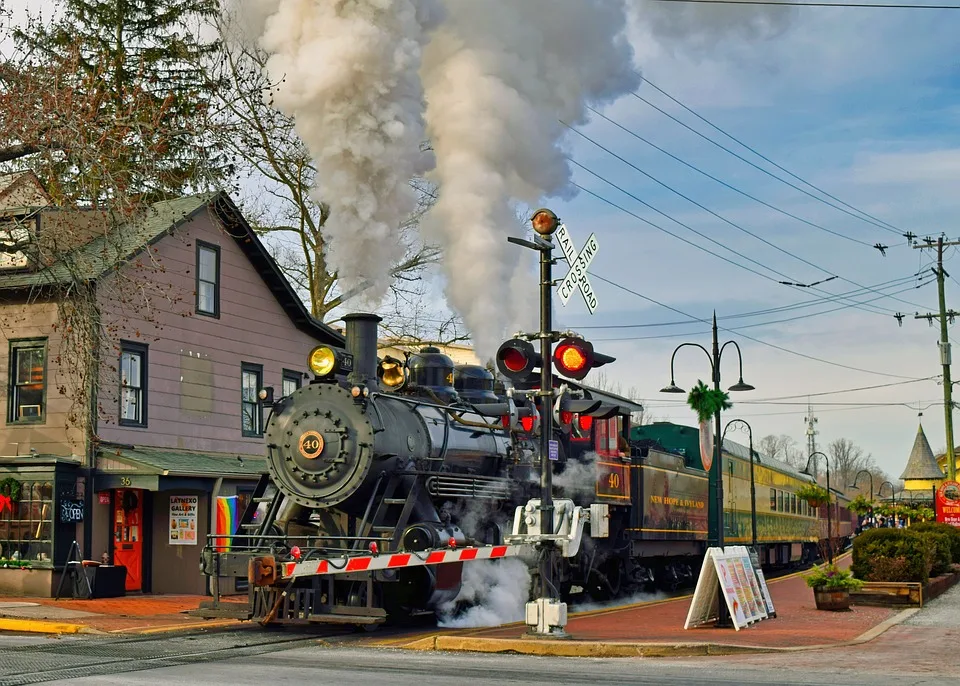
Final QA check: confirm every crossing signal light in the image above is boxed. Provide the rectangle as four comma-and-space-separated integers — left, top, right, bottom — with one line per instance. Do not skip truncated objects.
554, 397, 602, 425
552, 336, 615, 381
496, 338, 542, 382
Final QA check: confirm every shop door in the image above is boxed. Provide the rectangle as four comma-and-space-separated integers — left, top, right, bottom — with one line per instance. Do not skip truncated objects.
113, 489, 144, 591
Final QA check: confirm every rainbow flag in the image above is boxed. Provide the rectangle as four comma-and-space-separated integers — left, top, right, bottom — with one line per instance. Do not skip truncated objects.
215, 496, 238, 552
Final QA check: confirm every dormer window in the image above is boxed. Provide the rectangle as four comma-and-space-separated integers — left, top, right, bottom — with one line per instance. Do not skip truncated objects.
196, 241, 220, 317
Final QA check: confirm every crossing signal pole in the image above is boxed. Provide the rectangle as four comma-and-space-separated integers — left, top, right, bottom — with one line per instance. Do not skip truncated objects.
499, 209, 612, 637
912, 235, 960, 481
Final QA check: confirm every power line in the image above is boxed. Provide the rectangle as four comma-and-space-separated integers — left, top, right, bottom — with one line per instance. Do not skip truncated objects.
630, 90, 905, 237
639, 78, 908, 235
650, 0, 960, 8
582, 106, 876, 249
588, 271, 929, 380
572, 272, 927, 330
570, 164, 932, 315
565, 125, 839, 277
590, 276, 935, 341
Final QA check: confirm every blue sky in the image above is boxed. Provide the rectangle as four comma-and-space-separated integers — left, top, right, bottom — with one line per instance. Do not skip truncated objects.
6, 0, 960, 480
542, 1, 960, 479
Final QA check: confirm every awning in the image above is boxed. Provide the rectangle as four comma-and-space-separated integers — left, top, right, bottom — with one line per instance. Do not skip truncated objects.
95, 445, 267, 491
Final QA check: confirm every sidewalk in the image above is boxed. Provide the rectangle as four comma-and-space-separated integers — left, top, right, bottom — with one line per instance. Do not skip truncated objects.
0, 594, 248, 635
380, 555, 916, 657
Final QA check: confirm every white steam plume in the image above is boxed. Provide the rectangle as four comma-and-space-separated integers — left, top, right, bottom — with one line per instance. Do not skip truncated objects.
419, 0, 641, 356
437, 558, 531, 628
236, 0, 443, 304
554, 451, 601, 504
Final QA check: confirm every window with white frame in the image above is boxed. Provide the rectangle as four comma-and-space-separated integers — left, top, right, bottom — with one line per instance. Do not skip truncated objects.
119, 342, 147, 426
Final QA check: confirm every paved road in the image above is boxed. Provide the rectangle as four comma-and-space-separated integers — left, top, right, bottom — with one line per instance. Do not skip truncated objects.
0, 633, 948, 686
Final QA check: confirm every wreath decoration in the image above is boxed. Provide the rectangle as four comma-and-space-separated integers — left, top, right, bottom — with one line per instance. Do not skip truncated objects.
686, 380, 732, 423
0, 477, 22, 503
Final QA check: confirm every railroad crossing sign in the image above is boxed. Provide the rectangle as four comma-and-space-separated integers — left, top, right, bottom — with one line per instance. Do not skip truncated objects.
555, 224, 599, 314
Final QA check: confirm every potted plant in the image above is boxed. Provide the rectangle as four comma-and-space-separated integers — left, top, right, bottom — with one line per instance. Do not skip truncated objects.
804, 563, 864, 611
797, 483, 830, 509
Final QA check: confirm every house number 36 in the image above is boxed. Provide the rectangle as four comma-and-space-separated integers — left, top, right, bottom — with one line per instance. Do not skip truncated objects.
120, 477, 132, 487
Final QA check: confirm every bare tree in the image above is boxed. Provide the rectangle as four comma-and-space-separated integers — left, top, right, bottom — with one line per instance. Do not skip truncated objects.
0, 11, 208, 448
209, 14, 441, 323
757, 434, 805, 470
589, 371, 653, 426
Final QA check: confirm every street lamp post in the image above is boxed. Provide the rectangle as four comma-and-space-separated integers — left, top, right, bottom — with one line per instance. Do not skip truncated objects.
850, 469, 876, 531
878, 481, 899, 526
722, 419, 758, 549
850, 470, 875, 502
802, 452, 832, 563
661, 313, 755, 628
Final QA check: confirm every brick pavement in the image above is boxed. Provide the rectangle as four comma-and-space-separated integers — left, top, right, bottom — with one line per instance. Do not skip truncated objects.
410, 554, 903, 650
0, 593, 248, 634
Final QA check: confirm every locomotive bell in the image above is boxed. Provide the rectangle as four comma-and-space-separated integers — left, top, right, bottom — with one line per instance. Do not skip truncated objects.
407, 346, 459, 403
377, 355, 407, 389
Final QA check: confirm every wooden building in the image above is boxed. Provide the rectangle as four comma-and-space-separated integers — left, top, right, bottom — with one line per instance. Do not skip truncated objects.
0, 188, 342, 595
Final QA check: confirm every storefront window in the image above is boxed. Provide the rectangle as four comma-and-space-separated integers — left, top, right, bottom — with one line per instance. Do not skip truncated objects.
0, 479, 54, 565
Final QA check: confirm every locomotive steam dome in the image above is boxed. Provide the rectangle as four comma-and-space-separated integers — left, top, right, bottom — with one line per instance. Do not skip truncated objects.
453, 365, 498, 404
407, 346, 458, 403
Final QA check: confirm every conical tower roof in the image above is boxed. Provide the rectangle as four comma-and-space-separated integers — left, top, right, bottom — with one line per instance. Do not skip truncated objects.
900, 423, 944, 480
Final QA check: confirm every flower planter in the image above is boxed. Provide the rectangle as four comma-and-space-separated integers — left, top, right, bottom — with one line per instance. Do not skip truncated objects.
813, 588, 851, 611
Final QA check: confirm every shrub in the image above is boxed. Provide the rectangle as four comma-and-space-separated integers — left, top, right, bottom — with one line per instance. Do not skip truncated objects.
804, 563, 864, 591
922, 532, 953, 577
852, 528, 932, 583
910, 522, 960, 564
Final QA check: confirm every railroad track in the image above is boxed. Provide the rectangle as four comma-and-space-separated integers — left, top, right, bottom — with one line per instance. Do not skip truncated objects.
0, 628, 341, 685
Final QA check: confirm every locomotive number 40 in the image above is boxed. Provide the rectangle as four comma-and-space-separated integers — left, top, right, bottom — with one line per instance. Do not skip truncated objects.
298, 431, 325, 459
607, 472, 621, 489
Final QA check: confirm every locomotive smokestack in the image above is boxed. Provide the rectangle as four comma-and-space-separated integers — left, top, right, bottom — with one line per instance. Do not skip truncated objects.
343, 313, 381, 386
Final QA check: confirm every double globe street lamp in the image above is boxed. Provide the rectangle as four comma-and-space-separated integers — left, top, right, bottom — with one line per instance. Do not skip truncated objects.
660, 314, 755, 629
801, 451, 833, 563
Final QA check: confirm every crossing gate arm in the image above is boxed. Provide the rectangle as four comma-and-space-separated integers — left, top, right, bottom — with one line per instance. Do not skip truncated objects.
253, 544, 535, 584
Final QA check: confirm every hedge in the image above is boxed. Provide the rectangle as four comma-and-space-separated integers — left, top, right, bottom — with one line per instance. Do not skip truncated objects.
851, 528, 933, 583
909, 522, 960, 564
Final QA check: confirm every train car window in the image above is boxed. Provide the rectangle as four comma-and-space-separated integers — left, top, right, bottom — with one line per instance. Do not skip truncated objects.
777, 491, 784, 512
770, 488, 776, 511
793, 494, 798, 514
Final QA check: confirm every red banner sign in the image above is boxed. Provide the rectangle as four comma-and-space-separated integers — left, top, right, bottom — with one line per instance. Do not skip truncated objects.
936, 480, 960, 527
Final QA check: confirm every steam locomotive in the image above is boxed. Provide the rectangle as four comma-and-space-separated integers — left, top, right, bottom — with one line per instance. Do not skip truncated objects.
198, 312, 848, 627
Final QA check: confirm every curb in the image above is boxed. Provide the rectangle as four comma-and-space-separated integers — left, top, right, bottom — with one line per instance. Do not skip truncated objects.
384, 605, 918, 659
0, 617, 93, 635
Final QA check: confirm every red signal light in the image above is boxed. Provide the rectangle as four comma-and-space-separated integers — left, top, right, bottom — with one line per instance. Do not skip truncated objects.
559, 410, 573, 425
553, 337, 595, 381
448, 537, 458, 549
501, 414, 510, 428
496, 338, 541, 382
501, 347, 528, 373
291, 546, 302, 560
520, 416, 535, 432
578, 415, 594, 431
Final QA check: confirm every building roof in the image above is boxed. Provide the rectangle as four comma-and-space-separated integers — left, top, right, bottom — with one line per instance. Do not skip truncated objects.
632, 421, 812, 480
0, 191, 343, 347
900, 423, 944, 481
0, 171, 52, 209
97, 445, 267, 478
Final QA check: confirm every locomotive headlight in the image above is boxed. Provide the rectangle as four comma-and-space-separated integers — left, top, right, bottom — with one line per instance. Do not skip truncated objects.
308, 346, 337, 377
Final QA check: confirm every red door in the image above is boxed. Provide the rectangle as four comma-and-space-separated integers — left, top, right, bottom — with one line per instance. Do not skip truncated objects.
112, 489, 144, 591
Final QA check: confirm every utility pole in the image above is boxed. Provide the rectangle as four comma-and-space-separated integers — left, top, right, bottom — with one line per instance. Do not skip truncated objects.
913, 235, 960, 482
805, 402, 819, 479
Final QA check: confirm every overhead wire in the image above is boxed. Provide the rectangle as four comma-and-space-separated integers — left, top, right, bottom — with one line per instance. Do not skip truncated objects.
588, 271, 930, 380
589, 275, 936, 341
579, 107, 875, 249
629, 90, 905, 237
571, 271, 929, 331
570, 163, 932, 316
650, 0, 960, 9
